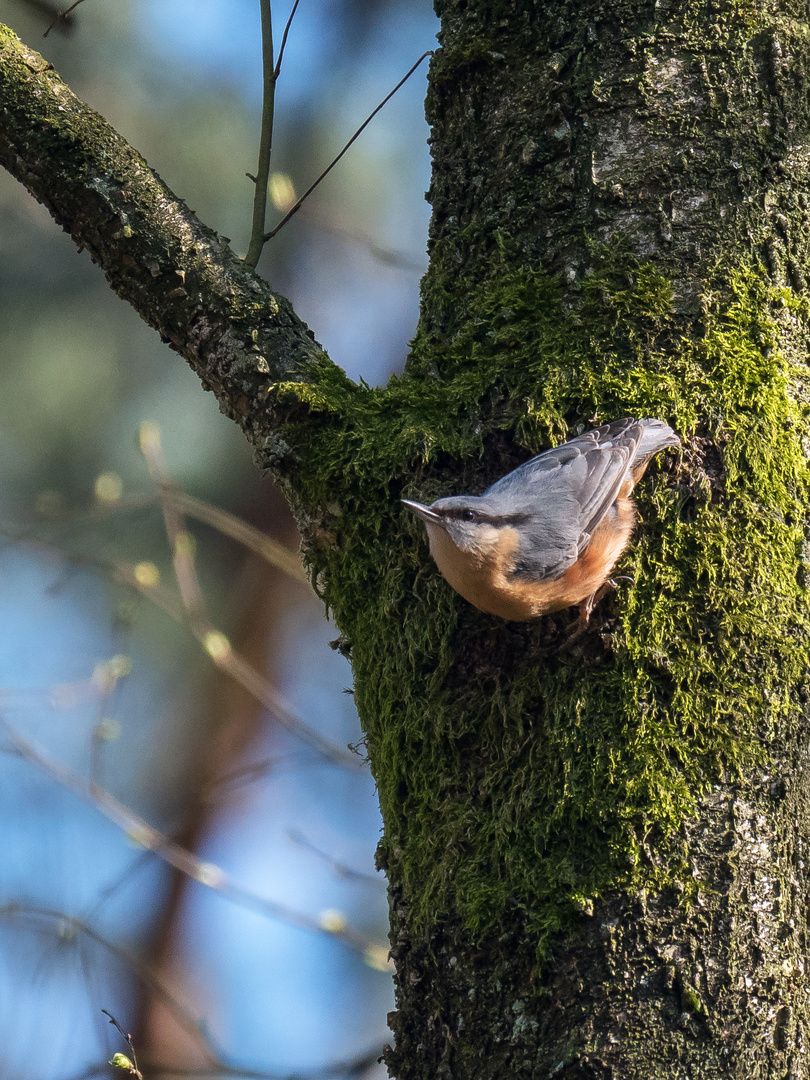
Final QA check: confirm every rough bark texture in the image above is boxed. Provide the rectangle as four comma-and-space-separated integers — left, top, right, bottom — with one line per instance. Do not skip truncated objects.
3, 1, 810, 1076
379, 0, 810, 1076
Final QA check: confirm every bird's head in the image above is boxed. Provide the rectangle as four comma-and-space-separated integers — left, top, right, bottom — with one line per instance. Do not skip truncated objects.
402, 496, 521, 562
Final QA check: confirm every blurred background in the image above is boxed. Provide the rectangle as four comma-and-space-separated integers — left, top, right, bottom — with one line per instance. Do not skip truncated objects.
0, 0, 437, 1076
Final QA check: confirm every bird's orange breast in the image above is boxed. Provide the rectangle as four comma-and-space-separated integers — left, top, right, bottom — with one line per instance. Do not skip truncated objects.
425, 498, 637, 621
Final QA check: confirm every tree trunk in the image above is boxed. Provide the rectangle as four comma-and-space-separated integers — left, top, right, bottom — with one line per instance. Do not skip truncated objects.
378, 1, 810, 1076
2, 0, 810, 1074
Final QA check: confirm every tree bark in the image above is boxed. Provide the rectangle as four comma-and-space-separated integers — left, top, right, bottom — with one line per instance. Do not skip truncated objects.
3, 1, 810, 1075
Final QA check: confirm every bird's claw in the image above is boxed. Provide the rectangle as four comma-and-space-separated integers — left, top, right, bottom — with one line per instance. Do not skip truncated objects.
559, 590, 601, 648
560, 575, 630, 650
608, 574, 635, 587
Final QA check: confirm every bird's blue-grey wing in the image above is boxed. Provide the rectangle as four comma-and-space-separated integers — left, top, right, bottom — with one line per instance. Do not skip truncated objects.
483, 419, 642, 579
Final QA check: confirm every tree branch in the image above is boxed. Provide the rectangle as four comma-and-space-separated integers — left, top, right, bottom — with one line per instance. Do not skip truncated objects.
0, 24, 352, 454
243, 0, 276, 270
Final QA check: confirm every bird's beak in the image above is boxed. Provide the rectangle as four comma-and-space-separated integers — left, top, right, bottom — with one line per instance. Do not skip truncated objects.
401, 498, 442, 524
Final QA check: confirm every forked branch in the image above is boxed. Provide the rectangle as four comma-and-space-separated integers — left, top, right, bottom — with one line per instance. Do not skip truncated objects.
0, 24, 351, 455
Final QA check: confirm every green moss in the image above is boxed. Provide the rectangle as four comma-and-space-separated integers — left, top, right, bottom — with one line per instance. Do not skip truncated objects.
267, 244, 810, 958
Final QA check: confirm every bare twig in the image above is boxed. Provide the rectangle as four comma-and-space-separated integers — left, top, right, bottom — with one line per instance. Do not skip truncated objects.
207, 751, 318, 793
0, 904, 224, 1064
85, 752, 323, 918
300, 213, 425, 272
274, 0, 301, 78
43, 0, 86, 37
137, 425, 360, 771
287, 829, 384, 886
244, 0, 276, 269
0, 714, 225, 883
0, 717, 374, 952
37, 485, 308, 585
101, 1010, 143, 1079
263, 50, 433, 242
168, 490, 307, 584
0, 28, 347, 414
244, 0, 304, 267
17, 0, 75, 35
0, 520, 359, 770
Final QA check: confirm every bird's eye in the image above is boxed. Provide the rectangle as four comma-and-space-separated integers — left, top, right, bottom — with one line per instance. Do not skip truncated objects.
461, 509, 477, 522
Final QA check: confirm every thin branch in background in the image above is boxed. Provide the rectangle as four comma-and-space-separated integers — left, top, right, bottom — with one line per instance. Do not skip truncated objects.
0, 904, 224, 1066
244, 0, 304, 267
139, 423, 206, 629
89, 618, 131, 791
84, 752, 325, 919
17, 0, 75, 35
137, 423, 360, 771
300, 213, 426, 273
102, 1010, 143, 1079
206, 751, 320, 795
62, 1044, 385, 1080
41, 484, 308, 585
244, 0, 276, 269
0, 520, 358, 770
0, 717, 377, 954
168, 490, 307, 585
263, 50, 433, 242
273, 0, 300, 78
43, 0, 86, 36
79, 934, 117, 1076
0, 714, 228, 887
86, 747, 349, 921
287, 829, 384, 887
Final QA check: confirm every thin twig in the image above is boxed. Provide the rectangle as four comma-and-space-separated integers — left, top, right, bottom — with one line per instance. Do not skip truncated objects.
101, 1010, 143, 1079
116, 556, 358, 769
209, 751, 320, 793
263, 50, 433, 242
84, 753, 325, 919
37, 486, 308, 585
168, 489, 308, 584
300, 213, 425, 272
137, 425, 360, 771
274, 0, 301, 79
0, 522, 360, 771
21, 0, 75, 35
244, 0, 276, 269
287, 829, 384, 886
43, 0, 86, 37
0, 904, 224, 1065
0, 718, 373, 952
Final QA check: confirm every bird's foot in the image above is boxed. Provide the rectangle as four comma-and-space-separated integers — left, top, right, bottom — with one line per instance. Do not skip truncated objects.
560, 585, 610, 648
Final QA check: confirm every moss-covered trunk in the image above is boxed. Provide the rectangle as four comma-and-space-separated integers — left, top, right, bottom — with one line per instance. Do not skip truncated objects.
288, 0, 810, 1075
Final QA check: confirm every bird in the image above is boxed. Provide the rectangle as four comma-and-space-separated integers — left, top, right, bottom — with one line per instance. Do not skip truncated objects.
402, 417, 680, 623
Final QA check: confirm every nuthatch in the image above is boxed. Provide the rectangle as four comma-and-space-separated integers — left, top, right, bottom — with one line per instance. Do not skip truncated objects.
403, 417, 679, 622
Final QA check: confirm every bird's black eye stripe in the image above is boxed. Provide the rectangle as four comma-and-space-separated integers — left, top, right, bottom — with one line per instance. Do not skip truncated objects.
438, 507, 533, 526
438, 507, 480, 523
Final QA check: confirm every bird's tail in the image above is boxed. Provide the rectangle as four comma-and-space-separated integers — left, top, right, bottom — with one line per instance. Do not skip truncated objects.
626, 419, 680, 486
635, 418, 681, 463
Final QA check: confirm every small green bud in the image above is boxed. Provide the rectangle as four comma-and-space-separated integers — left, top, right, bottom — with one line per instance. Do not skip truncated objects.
109, 1053, 135, 1072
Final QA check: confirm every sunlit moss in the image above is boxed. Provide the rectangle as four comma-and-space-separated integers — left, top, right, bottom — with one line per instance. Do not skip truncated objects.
266, 245, 810, 957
